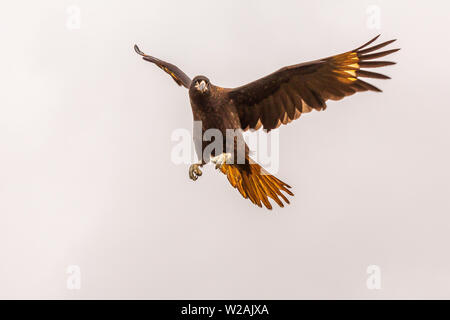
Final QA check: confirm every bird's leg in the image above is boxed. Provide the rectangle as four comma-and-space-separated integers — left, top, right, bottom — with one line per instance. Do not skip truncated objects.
189, 162, 203, 181
210, 153, 232, 169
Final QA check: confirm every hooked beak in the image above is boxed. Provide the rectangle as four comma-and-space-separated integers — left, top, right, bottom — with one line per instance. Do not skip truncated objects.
195, 80, 207, 92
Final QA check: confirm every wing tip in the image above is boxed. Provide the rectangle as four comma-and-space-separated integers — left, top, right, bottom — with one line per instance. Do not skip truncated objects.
134, 44, 144, 56
355, 34, 381, 51
371, 34, 382, 43
356, 37, 400, 58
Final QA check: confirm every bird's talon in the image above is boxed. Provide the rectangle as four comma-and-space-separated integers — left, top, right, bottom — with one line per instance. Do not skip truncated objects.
211, 153, 232, 170
189, 163, 203, 181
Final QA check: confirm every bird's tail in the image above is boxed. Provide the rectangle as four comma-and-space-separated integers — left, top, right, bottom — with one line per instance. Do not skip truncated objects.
219, 156, 293, 209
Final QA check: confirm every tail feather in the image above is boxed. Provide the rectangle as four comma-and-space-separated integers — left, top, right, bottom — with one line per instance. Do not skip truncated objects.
219, 157, 293, 209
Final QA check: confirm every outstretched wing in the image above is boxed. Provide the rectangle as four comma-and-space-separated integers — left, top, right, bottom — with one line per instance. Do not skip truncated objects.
228, 35, 400, 131
134, 45, 192, 88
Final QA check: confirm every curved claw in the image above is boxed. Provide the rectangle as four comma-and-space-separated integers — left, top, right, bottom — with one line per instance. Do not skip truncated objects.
189, 164, 203, 181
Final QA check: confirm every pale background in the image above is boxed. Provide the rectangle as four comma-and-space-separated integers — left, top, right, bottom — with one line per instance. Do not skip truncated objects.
1, 0, 449, 299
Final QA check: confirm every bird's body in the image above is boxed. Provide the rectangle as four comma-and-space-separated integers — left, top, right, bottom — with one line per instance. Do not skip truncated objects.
189, 82, 237, 142
189, 80, 248, 164
134, 35, 399, 209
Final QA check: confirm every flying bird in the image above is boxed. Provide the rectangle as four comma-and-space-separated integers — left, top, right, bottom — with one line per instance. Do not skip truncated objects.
134, 35, 399, 209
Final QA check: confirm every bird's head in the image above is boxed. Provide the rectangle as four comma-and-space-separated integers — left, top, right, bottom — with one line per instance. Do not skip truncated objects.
192, 76, 210, 94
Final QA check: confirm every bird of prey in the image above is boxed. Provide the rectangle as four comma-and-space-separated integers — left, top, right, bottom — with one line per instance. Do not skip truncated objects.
134, 35, 399, 209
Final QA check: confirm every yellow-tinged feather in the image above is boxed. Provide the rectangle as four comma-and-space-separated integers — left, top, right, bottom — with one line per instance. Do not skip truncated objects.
344, 70, 357, 77
219, 159, 292, 209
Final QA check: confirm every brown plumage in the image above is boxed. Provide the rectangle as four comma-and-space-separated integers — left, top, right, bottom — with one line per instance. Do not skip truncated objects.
134, 35, 399, 210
